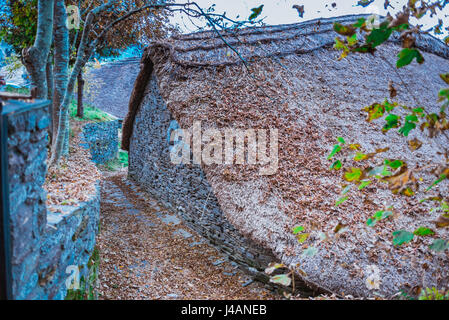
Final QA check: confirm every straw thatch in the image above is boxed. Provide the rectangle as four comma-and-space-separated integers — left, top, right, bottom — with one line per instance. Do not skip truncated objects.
123, 15, 449, 298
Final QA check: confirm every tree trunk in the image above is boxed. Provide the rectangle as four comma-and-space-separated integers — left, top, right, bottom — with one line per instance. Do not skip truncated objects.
50, 0, 117, 166
52, 0, 69, 143
46, 55, 53, 102
46, 54, 54, 141
21, 0, 54, 100
77, 72, 84, 118
50, 6, 97, 166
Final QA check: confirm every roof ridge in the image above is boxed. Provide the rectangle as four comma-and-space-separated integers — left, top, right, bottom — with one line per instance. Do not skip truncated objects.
147, 14, 449, 69
171, 14, 372, 42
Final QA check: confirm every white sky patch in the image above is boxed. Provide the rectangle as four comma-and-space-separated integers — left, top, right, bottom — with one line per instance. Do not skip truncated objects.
171, 0, 449, 38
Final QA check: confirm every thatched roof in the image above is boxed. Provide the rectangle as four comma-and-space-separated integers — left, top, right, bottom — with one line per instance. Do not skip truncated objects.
122, 14, 449, 150
123, 15, 449, 298
84, 57, 140, 119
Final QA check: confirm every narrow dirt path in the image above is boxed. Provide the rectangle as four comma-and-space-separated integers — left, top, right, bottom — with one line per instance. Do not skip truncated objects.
96, 171, 278, 300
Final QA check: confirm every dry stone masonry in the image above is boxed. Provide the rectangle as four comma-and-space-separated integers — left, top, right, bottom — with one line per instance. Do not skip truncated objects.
4, 99, 100, 299
81, 120, 120, 165
129, 75, 287, 289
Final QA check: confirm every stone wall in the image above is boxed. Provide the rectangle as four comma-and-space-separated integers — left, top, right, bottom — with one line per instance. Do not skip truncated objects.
41, 186, 100, 300
3, 100, 100, 299
128, 76, 278, 284
81, 120, 120, 165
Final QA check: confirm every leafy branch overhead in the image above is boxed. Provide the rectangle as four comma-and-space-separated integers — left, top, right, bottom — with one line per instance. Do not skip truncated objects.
328, 3, 449, 253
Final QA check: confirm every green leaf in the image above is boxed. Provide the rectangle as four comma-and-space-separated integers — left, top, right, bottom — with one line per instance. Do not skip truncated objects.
383, 114, 400, 132
383, 100, 398, 112
292, 225, 305, 235
397, 48, 425, 68
426, 174, 447, 192
367, 218, 377, 227
353, 18, 366, 28
249, 5, 264, 21
328, 144, 342, 160
358, 180, 372, 190
399, 121, 417, 136
330, 160, 342, 170
413, 227, 435, 237
347, 34, 358, 46
385, 159, 404, 169
413, 108, 425, 117
368, 165, 393, 177
366, 26, 393, 48
337, 137, 346, 144
335, 196, 348, 206
405, 114, 419, 123
344, 167, 363, 182
439, 88, 449, 100
367, 210, 393, 227
392, 230, 414, 246
334, 38, 349, 60
375, 210, 393, 220
429, 239, 449, 252
269, 274, 291, 286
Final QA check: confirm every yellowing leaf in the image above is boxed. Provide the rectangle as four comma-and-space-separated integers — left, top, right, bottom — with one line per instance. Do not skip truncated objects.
354, 152, 368, 161
440, 73, 449, 85
297, 233, 309, 243
334, 23, 356, 36
349, 144, 361, 150
344, 167, 363, 182
363, 103, 385, 122
408, 138, 422, 151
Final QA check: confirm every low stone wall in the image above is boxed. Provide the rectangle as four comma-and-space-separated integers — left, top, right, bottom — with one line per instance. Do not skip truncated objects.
39, 185, 100, 299
81, 120, 120, 165
129, 76, 278, 284
3, 100, 100, 299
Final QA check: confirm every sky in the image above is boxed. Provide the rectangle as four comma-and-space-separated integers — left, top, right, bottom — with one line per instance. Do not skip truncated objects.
171, 0, 449, 38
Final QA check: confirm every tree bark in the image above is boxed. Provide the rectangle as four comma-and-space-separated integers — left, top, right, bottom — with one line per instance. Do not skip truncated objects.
50, 0, 144, 166
46, 54, 53, 103
77, 72, 84, 118
52, 0, 69, 144
46, 54, 54, 140
22, 0, 54, 100
50, 3, 104, 166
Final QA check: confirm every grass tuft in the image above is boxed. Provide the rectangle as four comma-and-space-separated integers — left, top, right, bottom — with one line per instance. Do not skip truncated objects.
69, 100, 116, 122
